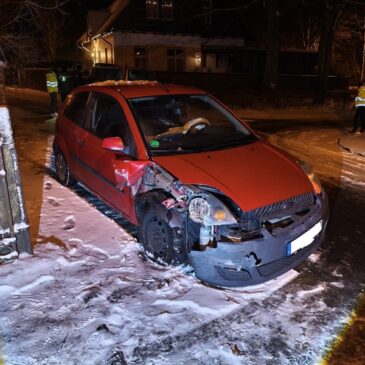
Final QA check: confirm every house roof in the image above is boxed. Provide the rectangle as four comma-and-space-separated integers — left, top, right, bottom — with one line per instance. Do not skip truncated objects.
79, 0, 130, 43
112, 32, 245, 48
79, 0, 246, 47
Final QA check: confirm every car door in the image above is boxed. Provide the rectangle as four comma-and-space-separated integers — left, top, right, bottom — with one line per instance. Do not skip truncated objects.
76, 92, 138, 218
59, 91, 90, 177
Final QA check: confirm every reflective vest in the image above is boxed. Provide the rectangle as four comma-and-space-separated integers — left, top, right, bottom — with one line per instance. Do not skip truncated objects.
46, 71, 58, 93
355, 86, 365, 107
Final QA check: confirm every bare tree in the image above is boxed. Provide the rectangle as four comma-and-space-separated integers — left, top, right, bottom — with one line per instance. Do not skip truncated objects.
263, 0, 281, 93
0, 0, 69, 64
316, 0, 346, 100
299, 15, 320, 51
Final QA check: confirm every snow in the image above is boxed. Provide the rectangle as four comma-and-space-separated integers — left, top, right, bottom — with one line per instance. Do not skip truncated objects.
0, 106, 13, 145
1, 237, 16, 246
13, 222, 29, 233
0, 250, 18, 261
0, 141, 298, 365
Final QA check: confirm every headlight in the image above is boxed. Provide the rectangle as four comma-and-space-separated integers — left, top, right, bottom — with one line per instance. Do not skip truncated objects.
188, 198, 210, 223
298, 161, 322, 195
188, 195, 237, 225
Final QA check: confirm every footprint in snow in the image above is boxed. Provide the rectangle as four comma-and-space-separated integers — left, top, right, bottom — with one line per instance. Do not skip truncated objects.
44, 181, 53, 190
63, 215, 75, 230
47, 197, 62, 206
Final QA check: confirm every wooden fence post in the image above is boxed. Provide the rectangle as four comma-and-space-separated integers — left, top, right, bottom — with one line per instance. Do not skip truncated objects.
0, 61, 32, 262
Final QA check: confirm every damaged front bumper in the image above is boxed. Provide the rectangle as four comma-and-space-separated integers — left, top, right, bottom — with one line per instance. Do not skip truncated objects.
189, 192, 329, 288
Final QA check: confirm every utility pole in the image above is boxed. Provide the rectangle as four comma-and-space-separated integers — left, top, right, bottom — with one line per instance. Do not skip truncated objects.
0, 61, 32, 263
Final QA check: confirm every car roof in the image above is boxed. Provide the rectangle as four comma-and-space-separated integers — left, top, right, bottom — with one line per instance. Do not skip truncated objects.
76, 81, 206, 99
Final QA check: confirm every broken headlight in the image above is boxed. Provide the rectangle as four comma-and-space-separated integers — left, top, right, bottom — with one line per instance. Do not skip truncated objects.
188, 195, 237, 225
298, 161, 322, 195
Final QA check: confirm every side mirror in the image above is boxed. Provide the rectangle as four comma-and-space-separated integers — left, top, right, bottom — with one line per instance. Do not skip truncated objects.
102, 136, 125, 152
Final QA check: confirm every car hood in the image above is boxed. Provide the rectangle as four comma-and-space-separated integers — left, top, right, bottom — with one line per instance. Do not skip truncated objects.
152, 140, 314, 212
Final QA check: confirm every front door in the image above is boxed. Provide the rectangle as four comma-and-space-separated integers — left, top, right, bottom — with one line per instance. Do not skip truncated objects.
76, 92, 138, 218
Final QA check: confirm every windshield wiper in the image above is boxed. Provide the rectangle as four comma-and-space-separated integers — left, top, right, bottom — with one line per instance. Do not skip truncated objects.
150, 147, 195, 155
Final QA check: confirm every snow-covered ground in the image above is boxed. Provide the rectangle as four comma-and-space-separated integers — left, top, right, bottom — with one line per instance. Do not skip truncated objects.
1, 142, 300, 365
1, 89, 365, 364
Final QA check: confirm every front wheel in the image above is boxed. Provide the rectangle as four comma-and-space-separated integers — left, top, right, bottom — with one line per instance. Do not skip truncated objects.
54, 150, 77, 187
139, 206, 188, 266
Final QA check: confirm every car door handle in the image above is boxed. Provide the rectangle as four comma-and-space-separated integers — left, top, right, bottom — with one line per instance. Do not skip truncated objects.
78, 139, 85, 146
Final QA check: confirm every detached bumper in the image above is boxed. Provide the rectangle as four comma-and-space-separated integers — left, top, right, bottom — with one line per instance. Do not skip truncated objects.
189, 193, 329, 288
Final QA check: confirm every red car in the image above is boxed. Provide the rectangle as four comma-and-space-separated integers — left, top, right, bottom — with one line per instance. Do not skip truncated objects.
54, 81, 329, 287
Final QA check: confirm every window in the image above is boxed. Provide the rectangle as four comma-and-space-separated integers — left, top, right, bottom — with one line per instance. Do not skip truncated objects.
167, 48, 185, 72
146, 0, 159, 19
128, 94, 253, 156
161, 0, 173, 20
63, 92, 89, 126
91, 93, 136, 157
134, 47, 148, 70
203, 0, 212, 25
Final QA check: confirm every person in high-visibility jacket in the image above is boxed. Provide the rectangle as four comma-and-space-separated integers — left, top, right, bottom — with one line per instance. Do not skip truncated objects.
353, 82, 365, 133
46, 70, 59, 116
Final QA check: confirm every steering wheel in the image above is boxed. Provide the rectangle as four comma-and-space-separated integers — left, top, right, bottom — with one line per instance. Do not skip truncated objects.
182, 117, 211, 134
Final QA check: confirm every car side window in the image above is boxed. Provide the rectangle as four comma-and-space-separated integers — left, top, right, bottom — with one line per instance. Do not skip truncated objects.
63, 92, 89, 126
91, 93, 136, 157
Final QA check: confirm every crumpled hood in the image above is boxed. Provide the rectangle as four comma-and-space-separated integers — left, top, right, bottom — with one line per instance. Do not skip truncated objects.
152, 140, 314, 212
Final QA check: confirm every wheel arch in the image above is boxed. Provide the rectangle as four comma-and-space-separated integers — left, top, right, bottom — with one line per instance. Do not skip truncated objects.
135, 189, 172, 225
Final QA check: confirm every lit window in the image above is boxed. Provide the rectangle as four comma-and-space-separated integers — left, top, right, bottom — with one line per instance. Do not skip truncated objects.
167, 48, 185, 72
146, 0, 159, 19
161, 0, 173, 20
203, 0, 212, 25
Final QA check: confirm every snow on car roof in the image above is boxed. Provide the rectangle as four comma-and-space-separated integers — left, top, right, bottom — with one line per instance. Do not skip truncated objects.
87, 80, 204, 98
91, 80, 159, 87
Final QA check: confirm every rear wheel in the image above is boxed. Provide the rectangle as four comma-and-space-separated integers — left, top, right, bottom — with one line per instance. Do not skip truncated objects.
140, 204, 188, 266
55, 150, 77, 187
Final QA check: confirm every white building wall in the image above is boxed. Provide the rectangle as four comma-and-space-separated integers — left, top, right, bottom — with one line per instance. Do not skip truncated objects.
91, 35, 115, 64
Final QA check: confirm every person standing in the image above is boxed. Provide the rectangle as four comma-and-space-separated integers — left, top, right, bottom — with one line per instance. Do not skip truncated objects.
58, 66, 73, 102
72, 64, 84, 88
352, 82, 365, 133
46, 69, 59, 116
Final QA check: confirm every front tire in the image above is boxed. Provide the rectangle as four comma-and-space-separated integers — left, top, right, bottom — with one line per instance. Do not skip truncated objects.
54, 150, 77, 187
140, 205, 188, 266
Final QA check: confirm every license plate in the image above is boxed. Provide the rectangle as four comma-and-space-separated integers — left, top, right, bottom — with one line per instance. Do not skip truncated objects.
286, 220, 323, 256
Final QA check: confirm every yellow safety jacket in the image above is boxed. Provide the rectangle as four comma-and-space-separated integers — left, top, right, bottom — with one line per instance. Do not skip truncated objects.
46, 71, 58, 93
355, 86, 365, 107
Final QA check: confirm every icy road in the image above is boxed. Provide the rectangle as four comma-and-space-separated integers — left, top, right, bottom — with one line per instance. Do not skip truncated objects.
1, 96, 365, 365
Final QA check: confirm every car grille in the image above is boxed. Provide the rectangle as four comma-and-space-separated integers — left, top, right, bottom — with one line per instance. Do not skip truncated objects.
250, 192, 315, 220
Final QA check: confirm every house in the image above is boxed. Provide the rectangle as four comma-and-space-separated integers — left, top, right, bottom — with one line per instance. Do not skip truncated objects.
78, 0, 247, 73
77, 0, 348, 94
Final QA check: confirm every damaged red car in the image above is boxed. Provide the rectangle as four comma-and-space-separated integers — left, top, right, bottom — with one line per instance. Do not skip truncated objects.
54, 81, 329, 287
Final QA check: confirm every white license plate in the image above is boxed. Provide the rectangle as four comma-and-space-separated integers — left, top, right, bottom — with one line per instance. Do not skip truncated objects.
286, 220, 323, 256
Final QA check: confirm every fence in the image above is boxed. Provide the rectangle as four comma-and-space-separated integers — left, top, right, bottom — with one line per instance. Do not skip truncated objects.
0, 63, 32, 262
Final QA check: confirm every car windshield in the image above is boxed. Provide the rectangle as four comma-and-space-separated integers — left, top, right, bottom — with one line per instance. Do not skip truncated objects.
128, 94, 256, 155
